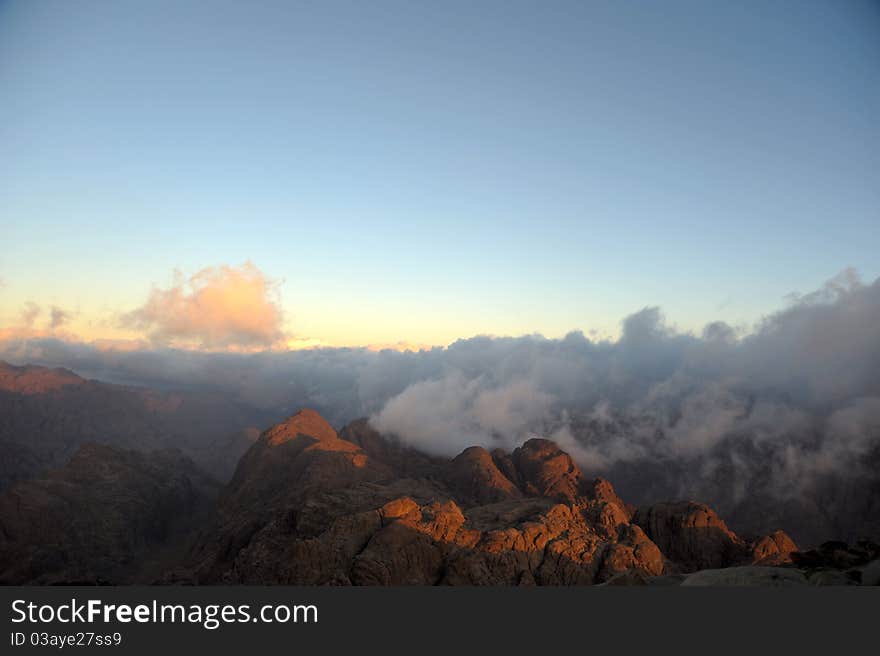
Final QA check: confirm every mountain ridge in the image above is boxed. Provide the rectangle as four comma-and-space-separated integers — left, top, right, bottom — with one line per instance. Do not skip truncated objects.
0, 360, 272, 488
180, 410, 812, 586
0, 374, 876, 585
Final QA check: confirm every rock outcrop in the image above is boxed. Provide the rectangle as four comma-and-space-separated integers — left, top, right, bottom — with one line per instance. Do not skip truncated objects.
789, 540, 880, 585
790, 540, 880, 570
510, 439, 584, 501
633, 501, 749, 571
185, 412, 704, 585
445, 446, 523, 505
750, 530, 798, 565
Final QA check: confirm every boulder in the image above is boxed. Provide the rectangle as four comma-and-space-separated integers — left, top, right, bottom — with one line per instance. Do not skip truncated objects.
751, 530, 798, 565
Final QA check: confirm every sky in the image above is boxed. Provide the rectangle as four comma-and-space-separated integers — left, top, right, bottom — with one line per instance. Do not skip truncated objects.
1, 0, 878, 349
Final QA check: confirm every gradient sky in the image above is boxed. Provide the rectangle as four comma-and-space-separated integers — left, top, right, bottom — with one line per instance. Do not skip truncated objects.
1, 0, 879, 347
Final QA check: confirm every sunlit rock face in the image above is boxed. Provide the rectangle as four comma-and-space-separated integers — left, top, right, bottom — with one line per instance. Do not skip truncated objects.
183, 409, 794, 585
0, 361, 84, 394
751, 530, 799, 566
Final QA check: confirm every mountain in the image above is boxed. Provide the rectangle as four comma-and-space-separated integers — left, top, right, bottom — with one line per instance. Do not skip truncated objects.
0, 402, 875, 585
2, 360, 877, 549
0, 360, 271, 488
0, 362, 84, 394
0, 443, 219, 584
182, 410, 802, 585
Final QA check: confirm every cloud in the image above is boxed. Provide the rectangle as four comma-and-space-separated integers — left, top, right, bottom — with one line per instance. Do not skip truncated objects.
49, 306, 70, 330
620, 306, 667, 344
20, 302, 41, 327
0, 302, 74, 342
365, 341, 437, 353
121, 262, 286, 350
371, 375, 555, 455
2, 269, 879, 542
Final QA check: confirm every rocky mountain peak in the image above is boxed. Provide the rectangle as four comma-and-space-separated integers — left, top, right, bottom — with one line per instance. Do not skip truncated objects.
511, 437, 584, 501
447, 445, 523, 505
264, 408, 338, 446
633, 501, 748, 571
0, 360, 85, 394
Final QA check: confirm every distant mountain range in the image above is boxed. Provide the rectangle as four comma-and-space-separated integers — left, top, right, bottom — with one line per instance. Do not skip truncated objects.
0, 361, 877, 586
0, 360, 272, 488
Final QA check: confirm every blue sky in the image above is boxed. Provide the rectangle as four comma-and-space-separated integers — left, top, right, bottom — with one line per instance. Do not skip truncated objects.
1, 0, 878, 347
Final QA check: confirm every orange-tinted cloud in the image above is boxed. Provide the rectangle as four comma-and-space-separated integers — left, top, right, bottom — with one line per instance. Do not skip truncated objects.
121, 262, 286, 350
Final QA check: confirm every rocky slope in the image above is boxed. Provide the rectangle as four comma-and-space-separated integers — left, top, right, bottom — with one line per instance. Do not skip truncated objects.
0, 443, 219, 584
0, 406, 875, 585
182, 410, 802, 585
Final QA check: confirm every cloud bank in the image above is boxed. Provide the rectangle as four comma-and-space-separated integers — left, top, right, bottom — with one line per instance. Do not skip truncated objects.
2, 269, 879, 542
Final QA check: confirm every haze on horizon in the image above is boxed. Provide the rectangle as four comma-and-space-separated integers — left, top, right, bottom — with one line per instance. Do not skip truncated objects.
2, 0, 879, 349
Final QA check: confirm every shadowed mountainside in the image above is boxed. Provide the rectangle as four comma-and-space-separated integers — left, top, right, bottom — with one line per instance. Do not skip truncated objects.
0, 360, 272, 488
0, 443, 219, 584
